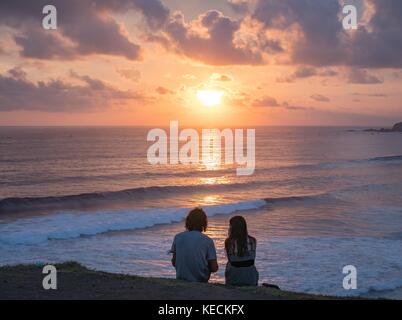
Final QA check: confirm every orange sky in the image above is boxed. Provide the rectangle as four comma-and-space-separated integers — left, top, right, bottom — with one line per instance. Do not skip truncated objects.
0, 0, 401, 127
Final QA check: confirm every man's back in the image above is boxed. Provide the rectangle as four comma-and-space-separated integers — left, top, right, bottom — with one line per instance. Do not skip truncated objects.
171, 230, 217, 282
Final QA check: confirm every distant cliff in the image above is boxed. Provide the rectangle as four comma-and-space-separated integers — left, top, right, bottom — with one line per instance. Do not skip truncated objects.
364, 122, 402, 133
391, 122, 402, 132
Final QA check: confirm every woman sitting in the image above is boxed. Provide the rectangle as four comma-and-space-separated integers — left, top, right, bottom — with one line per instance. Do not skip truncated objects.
224, 216, 259, 286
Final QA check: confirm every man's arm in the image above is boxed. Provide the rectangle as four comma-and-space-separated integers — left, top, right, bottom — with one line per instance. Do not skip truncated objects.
170, 236, 176, 267
207, 238, 218, 273
208, 259, 218, 273
171, 252, 176, 267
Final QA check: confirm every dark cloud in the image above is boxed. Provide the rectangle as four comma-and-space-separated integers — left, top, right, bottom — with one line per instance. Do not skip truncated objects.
0, 68, 145, 112
0, 0, 169, 60
14, 27, 77, 60
253, 0, 402, 68
7, 67, 27, 80
347, 68, 383, 84
227, 0, 250, 14
253, 0, 345, 66
2, 0, 402, 68
277, 67, 337, 83
252, 96, 279, 107
319, 69, 338, 77
252, 96, 315, 111
348, 0, 402, 68
293, 67, 317, 78
151, 10, 275, 65
311, 94, 330, 102
250, 93, 320, 111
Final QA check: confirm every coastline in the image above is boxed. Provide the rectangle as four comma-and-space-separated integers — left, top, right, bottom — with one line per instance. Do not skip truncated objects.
0, 262, 348, 300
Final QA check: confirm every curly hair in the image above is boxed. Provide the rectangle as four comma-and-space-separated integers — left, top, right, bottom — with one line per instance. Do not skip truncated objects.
185, 207, 208, 232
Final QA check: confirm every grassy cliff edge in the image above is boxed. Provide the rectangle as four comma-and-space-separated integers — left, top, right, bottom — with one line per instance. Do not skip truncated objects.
0, 261, 351, 300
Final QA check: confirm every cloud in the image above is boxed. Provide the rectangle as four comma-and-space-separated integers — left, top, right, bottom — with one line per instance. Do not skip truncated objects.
393, 71, 402, 79
253, 0, 345, 66
252, 0, 402, 68
310, 94, 330, 102
113, 0, 170, 30
252, 96, 279, 107
348, 0, 402, 68
347, 68, 383, 84
0, 0, 170, 60
156, 86, 175, 95
13, 27, 77, 60
277, 67, 338, 83
352, 92, 388, 98
227, 0, 250, 14
150, 10, 274, 65
319, 69, 338, 77
210, 73, 233, 82
282, 102, 315, 111
7, 66, 27, 80
117, 68, 141, 82
3, 0, 402, 69
0, 68, 145, 112
251, 94, 316, 111
293, 67, 317, 78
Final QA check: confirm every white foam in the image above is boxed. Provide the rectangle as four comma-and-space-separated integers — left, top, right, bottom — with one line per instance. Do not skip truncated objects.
0, 200, 266, 245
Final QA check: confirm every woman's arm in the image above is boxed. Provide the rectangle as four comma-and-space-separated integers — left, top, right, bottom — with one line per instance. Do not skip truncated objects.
208, 259, 219, 273
224, 239, 231, 262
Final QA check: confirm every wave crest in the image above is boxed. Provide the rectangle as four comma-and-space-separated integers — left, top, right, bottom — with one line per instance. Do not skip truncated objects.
0, 200, 267, 245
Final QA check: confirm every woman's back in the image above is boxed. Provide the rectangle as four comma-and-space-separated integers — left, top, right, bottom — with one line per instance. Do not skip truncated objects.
224, 216, 259, 286
225, 236, 256, 265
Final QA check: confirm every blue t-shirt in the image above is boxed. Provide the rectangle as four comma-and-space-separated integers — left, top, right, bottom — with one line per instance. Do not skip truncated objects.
171, 230, 217, 282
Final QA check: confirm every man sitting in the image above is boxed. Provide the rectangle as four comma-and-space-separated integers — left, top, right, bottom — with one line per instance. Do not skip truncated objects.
170, 208, 218, 282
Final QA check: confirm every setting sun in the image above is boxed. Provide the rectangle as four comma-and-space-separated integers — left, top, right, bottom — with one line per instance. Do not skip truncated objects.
196, 90, 224, 107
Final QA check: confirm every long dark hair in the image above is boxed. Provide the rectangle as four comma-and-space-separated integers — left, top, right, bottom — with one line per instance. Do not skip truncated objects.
225, 216, 255, 257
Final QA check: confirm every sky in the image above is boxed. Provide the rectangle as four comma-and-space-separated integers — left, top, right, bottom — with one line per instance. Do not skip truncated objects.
0, 0, 401, 126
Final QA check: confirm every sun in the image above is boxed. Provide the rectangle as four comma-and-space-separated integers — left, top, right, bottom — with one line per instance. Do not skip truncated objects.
196, 90, 224, 107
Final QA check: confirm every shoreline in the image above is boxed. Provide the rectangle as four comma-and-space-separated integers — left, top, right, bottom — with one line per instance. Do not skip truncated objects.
0, 261, 350, 300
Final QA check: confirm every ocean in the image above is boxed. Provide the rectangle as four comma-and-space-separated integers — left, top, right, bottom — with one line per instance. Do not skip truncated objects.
0, 126, 402, 298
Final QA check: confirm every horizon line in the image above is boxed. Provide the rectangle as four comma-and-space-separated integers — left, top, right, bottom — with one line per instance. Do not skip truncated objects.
0, 124, 390, 128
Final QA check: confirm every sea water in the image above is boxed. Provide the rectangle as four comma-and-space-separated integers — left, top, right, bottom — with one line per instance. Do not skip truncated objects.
0, 126, 401, 298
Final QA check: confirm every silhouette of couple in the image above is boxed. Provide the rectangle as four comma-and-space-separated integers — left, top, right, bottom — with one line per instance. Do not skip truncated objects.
171, 208, 258, 286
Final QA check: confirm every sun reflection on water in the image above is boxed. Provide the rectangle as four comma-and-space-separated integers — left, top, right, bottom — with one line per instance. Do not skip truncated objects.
197, 176, 230, 185
199, 195, 221, 205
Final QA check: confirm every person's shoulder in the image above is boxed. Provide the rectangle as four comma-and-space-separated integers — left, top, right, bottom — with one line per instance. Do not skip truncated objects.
248, 235, 257, 245
174, 231, 189, 240
201, 233, 215, 244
